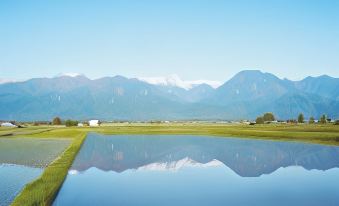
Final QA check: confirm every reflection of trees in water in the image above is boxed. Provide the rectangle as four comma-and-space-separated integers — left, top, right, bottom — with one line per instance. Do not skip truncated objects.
71, 134, 339, 177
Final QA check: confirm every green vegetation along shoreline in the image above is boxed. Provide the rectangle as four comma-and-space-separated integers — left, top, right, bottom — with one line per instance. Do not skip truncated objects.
3, 123, 339, 205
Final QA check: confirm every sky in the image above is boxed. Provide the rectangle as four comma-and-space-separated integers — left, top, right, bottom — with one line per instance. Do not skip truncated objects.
1, 0, 339, 82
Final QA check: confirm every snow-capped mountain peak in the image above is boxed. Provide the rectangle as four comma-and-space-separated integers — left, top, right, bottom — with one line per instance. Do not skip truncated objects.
137, 74, 222, 90
0, 78, 18, 84
56, 72, 84, 78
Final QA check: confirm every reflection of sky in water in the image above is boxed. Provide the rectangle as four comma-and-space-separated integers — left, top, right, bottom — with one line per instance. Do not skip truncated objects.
0, 164, 42, 206
54, 134, 339, 206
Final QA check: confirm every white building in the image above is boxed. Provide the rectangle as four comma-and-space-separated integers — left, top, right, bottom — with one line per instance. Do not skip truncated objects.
77, 123, 84, 127
1, 122, 17, 127
89, 120, 100, 127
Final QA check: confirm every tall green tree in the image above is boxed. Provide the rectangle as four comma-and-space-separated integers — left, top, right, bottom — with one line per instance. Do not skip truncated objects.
256, 116, 264, 124
52, 117, 62, 125
320, 114, 327, 124
263, 112, 275, 122
309, 116, 315, 124
298, 113, 304, 123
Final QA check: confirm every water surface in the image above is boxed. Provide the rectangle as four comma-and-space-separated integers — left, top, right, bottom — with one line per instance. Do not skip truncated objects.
54, 134, 339, 206
0, 164, 42, 206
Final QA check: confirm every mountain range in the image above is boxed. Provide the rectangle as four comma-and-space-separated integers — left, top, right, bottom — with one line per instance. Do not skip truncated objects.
0, 70, 338, 121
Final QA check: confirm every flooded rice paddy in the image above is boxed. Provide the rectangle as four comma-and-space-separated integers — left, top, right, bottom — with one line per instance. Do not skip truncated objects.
54, 134, 339, 206
0, 138, 70, 206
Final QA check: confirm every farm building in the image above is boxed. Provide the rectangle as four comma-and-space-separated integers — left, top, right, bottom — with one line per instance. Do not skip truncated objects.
89, 120, 100, 127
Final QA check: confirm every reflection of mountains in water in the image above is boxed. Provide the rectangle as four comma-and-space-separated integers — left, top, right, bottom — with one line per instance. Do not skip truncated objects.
71, 134, 339, 177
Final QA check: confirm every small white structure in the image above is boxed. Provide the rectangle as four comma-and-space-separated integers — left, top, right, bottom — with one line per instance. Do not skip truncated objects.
89, 120, 100, 127
1, 122, 17, 127
77, 123, 84, 127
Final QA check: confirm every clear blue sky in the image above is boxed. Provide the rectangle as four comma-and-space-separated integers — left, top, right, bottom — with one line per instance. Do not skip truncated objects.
1, 0, 339, 81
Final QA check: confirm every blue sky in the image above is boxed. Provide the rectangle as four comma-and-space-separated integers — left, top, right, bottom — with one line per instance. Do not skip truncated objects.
1, 0, 339, 81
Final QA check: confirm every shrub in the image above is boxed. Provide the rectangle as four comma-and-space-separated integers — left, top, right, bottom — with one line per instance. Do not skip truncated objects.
65, 119, 79, 127
298, 113, 304, 123
320, 114, 327, 124
52, 117, 62, 125
309, 116, 315, 124
263, 112, 275, 122
255, 116, 264, 124
287, 119, 297, 124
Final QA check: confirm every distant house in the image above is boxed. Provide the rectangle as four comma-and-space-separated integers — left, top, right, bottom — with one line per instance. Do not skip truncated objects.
1, 122, 17, 127
240, 120, 251, 125
89, 120, 100, 127
77, 123, 84, 127
264, 120, 278, 124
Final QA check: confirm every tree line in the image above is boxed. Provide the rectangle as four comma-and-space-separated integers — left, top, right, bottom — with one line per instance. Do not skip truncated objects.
255, 113, 333, 124
52, 117, 83, 127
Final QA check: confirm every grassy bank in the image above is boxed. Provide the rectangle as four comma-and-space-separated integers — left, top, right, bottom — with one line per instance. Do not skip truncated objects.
7, 123, 339, 206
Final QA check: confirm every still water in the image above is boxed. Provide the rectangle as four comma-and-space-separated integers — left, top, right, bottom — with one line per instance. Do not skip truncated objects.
0, 164, 42, 206
54, 134, 339, 206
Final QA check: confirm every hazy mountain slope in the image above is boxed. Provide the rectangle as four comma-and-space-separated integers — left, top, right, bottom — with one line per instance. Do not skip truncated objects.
154, 83, 215, 103
293, 75, 339, 100
0, 71, 338, 121
201, 70, 339, 120
0, 75, 189, 120
252, 93, 338, 120
206, 70, 294, 106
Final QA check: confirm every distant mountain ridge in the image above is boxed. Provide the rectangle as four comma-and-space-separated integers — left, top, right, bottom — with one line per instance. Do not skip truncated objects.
0, 70, 338, 121
137, 74, 222, 90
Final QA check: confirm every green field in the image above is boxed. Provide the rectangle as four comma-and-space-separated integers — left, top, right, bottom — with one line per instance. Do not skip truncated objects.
3, 123, 339, 205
